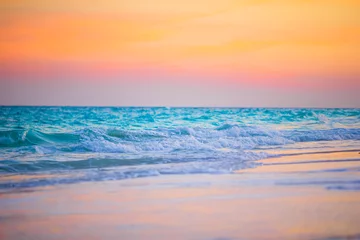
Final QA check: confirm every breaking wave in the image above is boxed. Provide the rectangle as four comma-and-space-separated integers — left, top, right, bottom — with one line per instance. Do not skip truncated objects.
0, 107, 359, 188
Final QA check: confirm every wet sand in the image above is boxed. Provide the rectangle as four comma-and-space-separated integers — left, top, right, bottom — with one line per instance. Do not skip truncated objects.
1, 151, 360, 240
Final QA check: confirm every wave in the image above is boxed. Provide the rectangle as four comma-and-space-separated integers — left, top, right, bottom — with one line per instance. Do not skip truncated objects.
283, 128, 360, 142
0, 129, 79, 148
1, 125, 359, 153
0, 148, 271, 173
0, 124, 359, 177
0, 106, 359, 189
0, 152, 266, 188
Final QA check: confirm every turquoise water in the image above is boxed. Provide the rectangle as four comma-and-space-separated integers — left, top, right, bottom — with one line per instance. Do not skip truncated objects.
0, 107, 359, 188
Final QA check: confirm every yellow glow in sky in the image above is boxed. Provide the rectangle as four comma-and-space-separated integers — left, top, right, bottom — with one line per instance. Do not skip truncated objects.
0, 0, 359, 106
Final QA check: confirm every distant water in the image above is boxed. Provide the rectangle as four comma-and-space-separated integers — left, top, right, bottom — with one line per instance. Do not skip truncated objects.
0, 107, 359, 188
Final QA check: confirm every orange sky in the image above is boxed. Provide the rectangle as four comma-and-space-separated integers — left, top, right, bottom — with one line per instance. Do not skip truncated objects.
0, 0, 359, 106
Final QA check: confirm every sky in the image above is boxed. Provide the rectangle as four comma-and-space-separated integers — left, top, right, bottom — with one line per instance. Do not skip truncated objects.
0, 0, 359, 107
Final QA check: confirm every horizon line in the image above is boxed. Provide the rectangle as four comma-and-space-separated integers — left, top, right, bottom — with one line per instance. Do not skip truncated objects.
1, 105, 359, 109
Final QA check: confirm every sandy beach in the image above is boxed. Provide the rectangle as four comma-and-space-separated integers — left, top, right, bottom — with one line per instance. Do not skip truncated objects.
1, 150, 360, 240
1, 0, 360, 236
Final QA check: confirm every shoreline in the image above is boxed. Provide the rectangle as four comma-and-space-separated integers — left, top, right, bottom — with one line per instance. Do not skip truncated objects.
1, 150, 360, 239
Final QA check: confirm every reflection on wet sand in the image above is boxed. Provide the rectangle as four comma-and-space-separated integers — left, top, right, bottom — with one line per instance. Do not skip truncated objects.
262, 150, 360, 163
1, 151, 360, 240
243, 150, 360, 173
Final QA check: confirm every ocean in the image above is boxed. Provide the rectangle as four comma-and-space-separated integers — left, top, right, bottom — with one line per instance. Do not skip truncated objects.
1, 107, 359, 189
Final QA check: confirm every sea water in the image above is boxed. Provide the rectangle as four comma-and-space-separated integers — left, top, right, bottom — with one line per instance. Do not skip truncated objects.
0, 107, 359, 188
